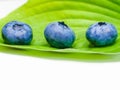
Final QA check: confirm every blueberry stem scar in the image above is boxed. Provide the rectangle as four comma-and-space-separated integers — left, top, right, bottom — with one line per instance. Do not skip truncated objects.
98, 22, 106, 26
58, 21, 68, 27
13, 24, 23, 30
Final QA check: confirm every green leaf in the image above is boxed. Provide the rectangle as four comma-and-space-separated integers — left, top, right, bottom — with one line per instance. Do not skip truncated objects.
1, 0, 120, 61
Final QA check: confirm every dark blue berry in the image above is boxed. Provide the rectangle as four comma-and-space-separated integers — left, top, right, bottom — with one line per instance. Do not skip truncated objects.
86, 22, 118, 47
44, 22, 75, 48
2, 21, 33, 45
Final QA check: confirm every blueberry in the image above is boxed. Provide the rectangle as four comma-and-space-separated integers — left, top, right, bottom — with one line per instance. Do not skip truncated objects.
86, 22, 118, 47
2, 21, 33, 45
44, 22, 75, 48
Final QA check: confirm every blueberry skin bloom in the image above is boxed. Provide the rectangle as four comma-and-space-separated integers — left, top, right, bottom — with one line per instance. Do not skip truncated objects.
86, 22, 118, 47
2, 21, 33, 45
44, 22, 75, 48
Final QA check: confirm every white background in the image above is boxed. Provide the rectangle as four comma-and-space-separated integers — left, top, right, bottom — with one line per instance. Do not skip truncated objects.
0, 0, 120, 90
